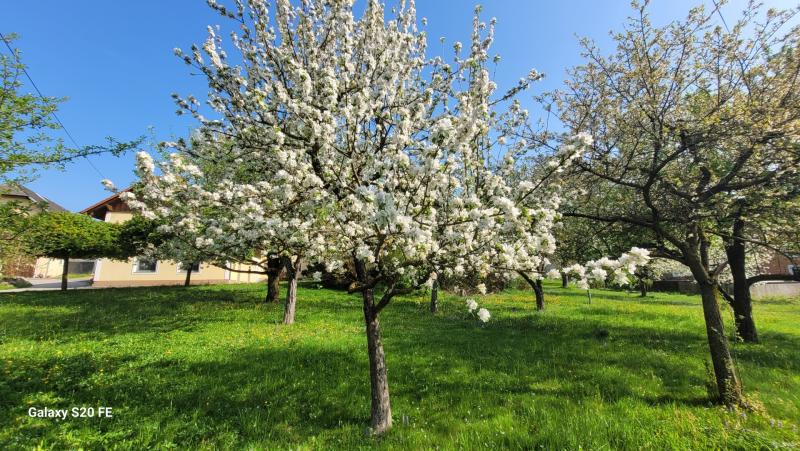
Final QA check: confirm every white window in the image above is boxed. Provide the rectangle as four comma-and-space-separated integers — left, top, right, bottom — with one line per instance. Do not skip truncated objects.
177, 262, 201, 273
133, 257, 158, 273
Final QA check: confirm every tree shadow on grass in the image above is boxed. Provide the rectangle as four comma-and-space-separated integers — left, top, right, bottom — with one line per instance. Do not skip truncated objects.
0, 285, 283, 342
544, 288, 700, 307
386, 303, 800, 405
0, 346, 371, 449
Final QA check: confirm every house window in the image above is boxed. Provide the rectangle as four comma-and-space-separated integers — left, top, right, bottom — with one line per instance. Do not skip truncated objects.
133, 257, 158, 273
177, 262, 201, 273
790, 265, 798, 276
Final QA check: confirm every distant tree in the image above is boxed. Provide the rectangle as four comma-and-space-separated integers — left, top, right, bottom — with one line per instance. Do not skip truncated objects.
116, 214, 211, 287
0, 201, 32, 275
25, 212, 117, 290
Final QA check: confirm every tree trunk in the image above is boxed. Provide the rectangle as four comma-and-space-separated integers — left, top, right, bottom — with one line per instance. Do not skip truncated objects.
353, 258, 392, 434
266, 271, 281, 302
265, 257, 283, 303
430, 279, 438, 313
282, 256, 302, 325
689, 262, 744, 406
639, 280, 648, 297
60, 256, 69, 291
519, 271, 545, 310
725, 222, 758, 343
533, 279, 545, 311
561, 273, 569, 288
362, 288, 392, 434
184, 265, 193, 287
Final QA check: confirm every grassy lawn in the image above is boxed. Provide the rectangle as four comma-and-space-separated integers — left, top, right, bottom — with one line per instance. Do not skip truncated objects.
0, 281, 798, 449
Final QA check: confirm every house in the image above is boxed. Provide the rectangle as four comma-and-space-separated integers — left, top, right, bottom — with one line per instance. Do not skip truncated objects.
0, 183, 68, 212
81, 190, 266, 287
0, 183, 72, 278
652, 249, 799, 298
761, 252, 798, 276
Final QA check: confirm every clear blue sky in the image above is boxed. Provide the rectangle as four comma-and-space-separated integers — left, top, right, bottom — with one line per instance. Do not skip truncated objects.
3, 0, 793, 211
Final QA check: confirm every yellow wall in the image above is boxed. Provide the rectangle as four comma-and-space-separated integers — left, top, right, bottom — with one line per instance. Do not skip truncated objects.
33, 257, 64, 278
93, 211, 266, 287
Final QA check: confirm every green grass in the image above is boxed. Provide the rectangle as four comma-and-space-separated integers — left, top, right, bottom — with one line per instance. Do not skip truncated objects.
0, 281, 798, 449
0, 284, 14, 291
68, 272, 94, 280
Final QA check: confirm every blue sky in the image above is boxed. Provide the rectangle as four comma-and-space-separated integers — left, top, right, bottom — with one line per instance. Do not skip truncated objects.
3, 0, 794, 211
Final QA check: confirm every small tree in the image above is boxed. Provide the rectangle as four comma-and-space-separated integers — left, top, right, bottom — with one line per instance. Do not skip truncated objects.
25, 212, 117, 290
115, 214, 208, 287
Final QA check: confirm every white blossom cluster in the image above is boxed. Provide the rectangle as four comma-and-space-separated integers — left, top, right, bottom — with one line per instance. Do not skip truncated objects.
555, 247, 651, 290
465, 298, 491, 323
114, 0, 585, 307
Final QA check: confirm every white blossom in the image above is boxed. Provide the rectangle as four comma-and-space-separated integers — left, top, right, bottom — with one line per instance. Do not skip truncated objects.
100, 179, 116, 192
477, 308, 491, 323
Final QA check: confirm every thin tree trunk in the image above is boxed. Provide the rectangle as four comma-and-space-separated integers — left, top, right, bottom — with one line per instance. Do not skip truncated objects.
639, 280, 648, 297
184, 265, 193, 287
561, 273, 569, 288
534, 279, 545, 311
725, 219, 758, 343
282, 256, 302, 325
265, 257, 283, 303
362, 288, 392, 434
60, 256, 69, 291
688, 260, 744, 406
354, 258, 392, 434
430, 279, 438, 313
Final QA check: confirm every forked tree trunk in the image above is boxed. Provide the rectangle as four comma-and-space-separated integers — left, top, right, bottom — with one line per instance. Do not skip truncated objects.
688, 261, 744, 406
519, 271, 545, 311
561, 273, 568, 288
60, 256, 69, 291
184, 265, 193, 287
362, 288, 392, 434
725, 220, 758, 343
265, 257, 284, 303
282, 256, 302, 325
430, 279, 438, 313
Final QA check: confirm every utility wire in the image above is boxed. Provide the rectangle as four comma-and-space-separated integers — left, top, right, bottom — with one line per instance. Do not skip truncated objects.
0, 31, 107, 180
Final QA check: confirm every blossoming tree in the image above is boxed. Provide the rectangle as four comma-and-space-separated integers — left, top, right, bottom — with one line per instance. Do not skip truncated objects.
123, 0, 562, 434
542, 1, 800, 404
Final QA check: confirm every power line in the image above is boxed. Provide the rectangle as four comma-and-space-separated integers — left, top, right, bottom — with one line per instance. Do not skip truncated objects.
0, 31, 107, 180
